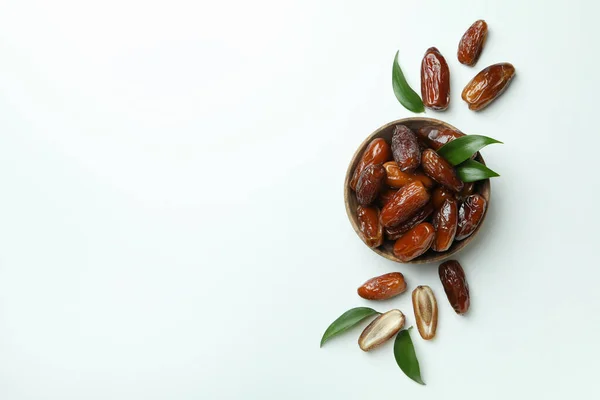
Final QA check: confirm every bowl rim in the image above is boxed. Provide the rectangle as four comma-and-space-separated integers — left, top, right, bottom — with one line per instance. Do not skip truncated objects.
344, 117, 491, 264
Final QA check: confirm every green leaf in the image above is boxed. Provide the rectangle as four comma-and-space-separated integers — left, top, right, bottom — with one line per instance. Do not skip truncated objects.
438, 135, 503, 166
392, 51, 424, 113
456, 159, 500, 182
320, 307, 380, 347
393, 327, 425, 385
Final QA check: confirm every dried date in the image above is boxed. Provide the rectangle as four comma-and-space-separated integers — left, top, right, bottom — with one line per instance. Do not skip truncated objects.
357, 272, 407, 300
421, 149, 464, 192
391, 125, 421, 172
356, 205, 383, 248
412, 286, 438, 340
421, 47, 450, 110
456, 194, 487, 240
431, 199, 458, 252
380, 181, 431, 228
439, 260, 470, 314
416, 125, 464, 151
356, 164, 386, 205
458, 20, 488, 66
392, 222, 435, 262
350, 138, 392, 190
462, 63, 516, 111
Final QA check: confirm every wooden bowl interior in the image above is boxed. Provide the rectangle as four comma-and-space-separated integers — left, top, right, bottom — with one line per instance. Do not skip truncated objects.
344, 117, 491, 264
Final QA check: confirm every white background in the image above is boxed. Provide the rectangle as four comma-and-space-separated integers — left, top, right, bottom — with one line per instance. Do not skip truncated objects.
0, 0, 598, 398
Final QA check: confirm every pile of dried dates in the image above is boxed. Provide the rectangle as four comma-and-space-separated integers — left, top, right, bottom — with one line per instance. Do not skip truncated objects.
351, 123, 487, 261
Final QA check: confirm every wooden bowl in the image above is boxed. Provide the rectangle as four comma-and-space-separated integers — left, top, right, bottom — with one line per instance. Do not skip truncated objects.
344, 117, 491, 264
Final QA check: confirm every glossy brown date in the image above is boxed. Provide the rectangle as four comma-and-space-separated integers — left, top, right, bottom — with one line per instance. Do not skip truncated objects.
456, 194, 487, 240
462, 63, 516, 111
416, 125, 465, 151
431, 199, 458, 252
356, 205, 383, 248
421, 47, 450, 111
431, 186, 455, 209
356, 164, 386, 205
458, 20, 488, 66
393, 222, 435, 262
439, 260, 470, 314
383, 161, 434, 189
357, 272, 407, 300
391, 125, 421, 172
350, 138, 392, 190
385, 202, 434, 240
421, 149, 464, 192
380, 181, 431, 228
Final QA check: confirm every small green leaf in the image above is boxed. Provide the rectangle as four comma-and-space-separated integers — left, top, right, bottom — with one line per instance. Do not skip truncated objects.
438, 135, 503, 166
392, 51, 424, 113
393, 327, 425, 385
320, 307, 380, 347
456, 159, 500, 182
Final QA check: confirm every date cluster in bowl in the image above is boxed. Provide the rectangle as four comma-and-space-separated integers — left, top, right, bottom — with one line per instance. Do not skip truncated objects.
345, 118, 490, 264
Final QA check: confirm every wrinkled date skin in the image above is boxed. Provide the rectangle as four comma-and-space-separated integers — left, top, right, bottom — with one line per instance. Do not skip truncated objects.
385, 202, 434, 240
421, 149, 464, 192
356, 205, 383, 248
432, 186, 456, 209
439, 260, 470, 314
432, 199, 458, 252
350, 138, 392, 190
380, 181, 431, 228
416, 125, 464, 151
356, 164, 386, 205
462, 63, 516, 111
357, 272, 407, 300
383, 161, 434, 189
456, 194, 487, 240
391, 125, 421, 172
421, 47, 450, 111
458, 20, 488, 66
393, 222, 435, 262
378, 188, 398, 207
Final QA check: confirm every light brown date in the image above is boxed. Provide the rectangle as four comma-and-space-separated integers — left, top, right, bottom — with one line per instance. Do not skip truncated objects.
462, 63, 516, 111
416, 125, 465, 151
383, 161, 434, 189
391, 125, 421, 172
358, 309, 405, 351
458, 20, 488, 66
392, 222, 435, 262
432, 199, 458, 252
357, 272, 407, 300
350, 138, 392, 190
456, 194, 487, 240
439, 260, 470, 314
380, 181, 431, 228
412, 286, 438, 340
421, 47, 450, 111
356, 164, 386, 205
421, 149, 464, 192
385, 202, 434, 240
356, 205, 383, 248
432, 186, 456, 209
